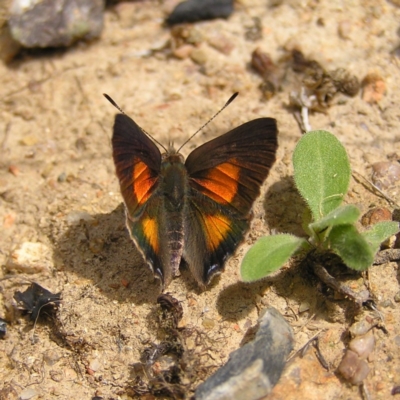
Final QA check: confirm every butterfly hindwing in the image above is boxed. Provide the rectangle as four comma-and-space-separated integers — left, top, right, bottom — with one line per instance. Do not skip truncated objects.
183, 191, 248, 285
184, 118, 278, 284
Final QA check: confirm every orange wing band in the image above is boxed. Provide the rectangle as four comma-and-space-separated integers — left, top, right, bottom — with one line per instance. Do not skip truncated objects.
132, 160, 157, 206
204, 214, 231, 251
194, 161, 240, 204
142, 216, 159, 253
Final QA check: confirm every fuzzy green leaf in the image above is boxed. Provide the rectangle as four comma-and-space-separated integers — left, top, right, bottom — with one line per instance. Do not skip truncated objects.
362, 221, 400, 254
293, 130, 351, 221
309, 204, 360, 235
241, 235, 306, 282
328, 224, 374, 271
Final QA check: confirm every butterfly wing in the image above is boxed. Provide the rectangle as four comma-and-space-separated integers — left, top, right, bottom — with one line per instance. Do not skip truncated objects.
112, 114, 168, 282
184, 118, 278, 285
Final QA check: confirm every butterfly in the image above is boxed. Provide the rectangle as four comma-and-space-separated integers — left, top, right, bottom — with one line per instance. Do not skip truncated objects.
105, 93, 278, 288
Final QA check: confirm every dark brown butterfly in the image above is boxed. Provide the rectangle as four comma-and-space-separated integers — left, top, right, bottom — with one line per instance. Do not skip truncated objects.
105, 94, 278, 288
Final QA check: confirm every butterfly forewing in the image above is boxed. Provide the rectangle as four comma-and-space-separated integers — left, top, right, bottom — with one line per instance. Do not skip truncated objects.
185, 118, 278, 215
112, 114, 162, 215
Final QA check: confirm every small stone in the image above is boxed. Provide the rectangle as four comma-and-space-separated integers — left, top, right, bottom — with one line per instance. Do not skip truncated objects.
208, 33, 234, 55
298, 301, 310, 313
0, 23, 21, 62
6, 242, 52, 274
195, 307, 294, 400
190, 47, 208, 65
89, 357, 102, 372
8, 165, 20, 176
166, 0, 233, 25
371, 162, 400, 190
19, 134, 39, 146
380, 298, 394, 308
43, 350, 61, 366
202, 317, 215, 329
338, 20, 352, 39
349, 332, 375, 359
57, 172, 67, 183
349, 319, 373, 337
361, 207, 392, 226
394, 291, 400, 303
9, 0, 104, 48
362, 73, 386, 103
0, 318, 7, 338
19, 387, 39, 400
173, 44, 194, 59
337, 349, 370, 385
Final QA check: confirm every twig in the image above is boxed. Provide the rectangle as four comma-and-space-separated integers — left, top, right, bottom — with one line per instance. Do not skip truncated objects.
352, 170, 399, 207
314, 337, 329, 370
312, 262, 369, 306
287, 329, 326, 363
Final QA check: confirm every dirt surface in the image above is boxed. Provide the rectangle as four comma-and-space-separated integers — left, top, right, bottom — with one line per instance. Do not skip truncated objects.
0, 1, 400, 399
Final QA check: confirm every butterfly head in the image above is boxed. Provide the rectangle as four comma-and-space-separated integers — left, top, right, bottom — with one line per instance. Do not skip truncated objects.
161, 145, 185, 164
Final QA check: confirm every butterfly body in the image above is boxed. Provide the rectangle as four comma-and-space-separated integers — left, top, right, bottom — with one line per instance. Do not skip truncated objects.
111, 106, 278, 288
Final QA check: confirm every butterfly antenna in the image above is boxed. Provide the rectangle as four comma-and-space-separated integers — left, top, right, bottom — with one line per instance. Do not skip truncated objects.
177, 92, 239, 153
103, 93, 168, 152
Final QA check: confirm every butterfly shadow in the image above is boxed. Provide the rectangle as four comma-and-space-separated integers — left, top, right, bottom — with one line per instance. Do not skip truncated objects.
52, 203, 162, 305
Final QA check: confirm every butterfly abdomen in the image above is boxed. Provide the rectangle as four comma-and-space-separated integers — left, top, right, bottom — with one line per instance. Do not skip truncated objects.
160, 154, 190, 281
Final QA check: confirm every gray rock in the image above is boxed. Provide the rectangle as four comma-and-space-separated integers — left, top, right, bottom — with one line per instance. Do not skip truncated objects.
195, 307, 294, 400
166, 0, 233, 25
9, 0, 104, 48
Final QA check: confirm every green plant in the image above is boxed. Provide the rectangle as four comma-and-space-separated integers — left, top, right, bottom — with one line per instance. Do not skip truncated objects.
241, 130, 399, 283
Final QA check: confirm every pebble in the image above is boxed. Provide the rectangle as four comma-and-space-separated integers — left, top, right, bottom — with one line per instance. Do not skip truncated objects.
195, 307, 293, 400
337, 349, 370, 385
349, 331, 375, 359
19, 387, 39, 400
202, 317, 215, 329
207, 33, 234, 55
43, 350, 61, 366
6, 242, 52, 274
0, 318, 7, 338
190, 47, 208, 65
338, 20, 352, 39
361, 73, 386, 103
9, 0, 104, 48
371, 162, 400, 190
349, 318, 373, 337
173, 44, 194, 59
361, 207, 392, 226
166, 0, 233, 25
0, 22, 21, 62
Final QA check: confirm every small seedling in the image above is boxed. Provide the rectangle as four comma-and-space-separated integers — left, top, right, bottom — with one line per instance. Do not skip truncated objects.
241, 130, 399, 288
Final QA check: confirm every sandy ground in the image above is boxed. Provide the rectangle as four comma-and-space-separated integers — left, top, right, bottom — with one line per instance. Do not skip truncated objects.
0, 0, 400, 399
